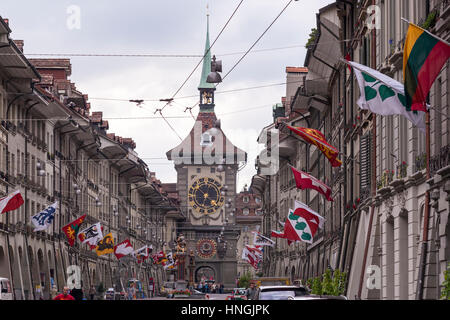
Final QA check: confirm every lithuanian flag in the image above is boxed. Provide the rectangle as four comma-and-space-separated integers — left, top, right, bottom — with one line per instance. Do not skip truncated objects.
403, 23, 450, 112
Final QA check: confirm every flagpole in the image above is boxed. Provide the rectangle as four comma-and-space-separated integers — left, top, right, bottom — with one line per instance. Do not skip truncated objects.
401, 17, 450, 47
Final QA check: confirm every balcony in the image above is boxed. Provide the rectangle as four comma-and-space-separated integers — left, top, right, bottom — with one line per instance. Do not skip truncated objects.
430, 145, 450, 176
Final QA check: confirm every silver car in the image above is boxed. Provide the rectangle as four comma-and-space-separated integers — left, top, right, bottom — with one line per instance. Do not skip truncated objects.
255, 285, 310, 300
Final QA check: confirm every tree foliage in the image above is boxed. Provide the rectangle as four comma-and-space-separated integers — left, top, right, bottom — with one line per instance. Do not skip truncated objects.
441, 263, 450, 300
306, 28, 318, 48
238, 271, 253, 288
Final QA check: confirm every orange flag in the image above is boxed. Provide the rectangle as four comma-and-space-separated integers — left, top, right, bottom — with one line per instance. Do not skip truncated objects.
287, 126, 342, 167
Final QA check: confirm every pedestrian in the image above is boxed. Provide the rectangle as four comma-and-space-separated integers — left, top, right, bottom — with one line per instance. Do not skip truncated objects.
246, 282, 257, 300
70, 286, 84, 301
128, 282, 136, 300
89, 286, 96, 300
53, 286, 75, 300
198, 282, 203, 293
220, 283, 224, 294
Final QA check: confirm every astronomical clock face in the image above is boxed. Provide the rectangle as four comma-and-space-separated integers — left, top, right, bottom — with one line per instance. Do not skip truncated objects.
188, 177, 224, 214
196, 239, 217, 259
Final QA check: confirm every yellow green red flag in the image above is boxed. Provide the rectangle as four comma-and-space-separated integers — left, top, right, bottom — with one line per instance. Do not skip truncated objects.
403, 23, 450, 112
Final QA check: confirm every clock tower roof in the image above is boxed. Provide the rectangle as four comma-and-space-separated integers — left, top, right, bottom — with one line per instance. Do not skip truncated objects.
166, 15, 247, 164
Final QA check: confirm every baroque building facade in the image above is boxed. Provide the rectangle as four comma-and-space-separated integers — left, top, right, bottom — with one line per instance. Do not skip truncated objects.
252, 0, 450, 300
0, 17, 179, 299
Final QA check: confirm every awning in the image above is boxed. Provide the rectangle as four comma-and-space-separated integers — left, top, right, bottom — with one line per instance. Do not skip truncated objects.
304, 11, 342, 97
277, 136, 297, 158
250, 174, 266, 195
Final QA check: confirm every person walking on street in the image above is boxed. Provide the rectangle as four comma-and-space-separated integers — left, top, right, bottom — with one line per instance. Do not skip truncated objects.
53, 286, 75, 300
89, 286, 96, 300
246, 282, 257, 300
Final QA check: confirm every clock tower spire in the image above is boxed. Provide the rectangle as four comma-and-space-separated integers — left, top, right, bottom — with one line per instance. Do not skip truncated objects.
198, 12, 216, 112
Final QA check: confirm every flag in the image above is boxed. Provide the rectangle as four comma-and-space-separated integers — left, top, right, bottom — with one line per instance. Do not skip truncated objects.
242, 246, 260, 270
114, 239, 134, 260
290, 166, 333, 201
403, 23, 450, 112
0, 190, 24, 214
96, 233, 114, 256
271, 228, 294, 246
245, 245, 263, 260
163, 252, 176, 270
62, 215, 86, 247
152, 251, 166, 264
134, 245, 150, 263
31, 202, 58, 231
78, 223, 103, 249
288, 201, 325, 244
346, 60, 425, 132
287, 126, 342, 167
252, 231, 275, 247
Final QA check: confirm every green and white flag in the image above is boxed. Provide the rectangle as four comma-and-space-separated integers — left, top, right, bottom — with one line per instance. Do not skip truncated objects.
346, 60, 425, 132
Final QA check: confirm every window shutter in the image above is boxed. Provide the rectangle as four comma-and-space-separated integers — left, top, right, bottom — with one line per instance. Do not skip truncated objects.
360, 133, 371, 201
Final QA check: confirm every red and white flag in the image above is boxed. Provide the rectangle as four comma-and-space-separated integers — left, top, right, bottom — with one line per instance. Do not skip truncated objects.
271, 201, 325, 245
114, 239, 134, 260
284, 201, 325, 244
242, 246, 261, 270
271, 229, 294, 246
0, 190, 24, 214
290, 166, 333, 201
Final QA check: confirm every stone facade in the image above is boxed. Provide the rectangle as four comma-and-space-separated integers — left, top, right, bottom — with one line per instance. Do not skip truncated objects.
0, 18, 179, 299
252, 0, 450, 300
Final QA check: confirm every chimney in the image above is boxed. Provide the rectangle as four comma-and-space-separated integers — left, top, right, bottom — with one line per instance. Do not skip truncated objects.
13, 40, 24, 52
3, 18, 9, 26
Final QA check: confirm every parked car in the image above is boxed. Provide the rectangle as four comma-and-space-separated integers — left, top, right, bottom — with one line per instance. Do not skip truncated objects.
226, 288, 248, 300
104, 288, 115, 300
254, 285, 310, 300
288, 294, 348, 300
0, 278, 12, 300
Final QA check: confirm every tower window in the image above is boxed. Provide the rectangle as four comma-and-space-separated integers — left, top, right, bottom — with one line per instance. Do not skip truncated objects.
200, 132, 213, 147
196, 168, 201, 173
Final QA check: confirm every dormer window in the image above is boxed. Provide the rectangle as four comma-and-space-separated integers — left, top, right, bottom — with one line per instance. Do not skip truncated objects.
243, 208, 249, 215
243, 196, 249, 203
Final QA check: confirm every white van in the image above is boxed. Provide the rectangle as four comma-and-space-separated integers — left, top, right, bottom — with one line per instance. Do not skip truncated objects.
0, 278, 12, 300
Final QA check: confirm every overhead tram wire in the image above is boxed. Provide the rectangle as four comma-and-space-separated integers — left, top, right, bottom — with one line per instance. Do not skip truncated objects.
219, 0, 295, 84
158, 0, 246, 113
0, 38, 361, 59
154, 1, 246, 141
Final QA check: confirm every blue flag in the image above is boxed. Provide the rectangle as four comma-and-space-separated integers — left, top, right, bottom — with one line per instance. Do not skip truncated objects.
31, 202, 58, 231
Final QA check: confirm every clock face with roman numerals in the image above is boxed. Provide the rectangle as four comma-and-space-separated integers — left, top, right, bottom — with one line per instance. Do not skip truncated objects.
188, 177, 224, 214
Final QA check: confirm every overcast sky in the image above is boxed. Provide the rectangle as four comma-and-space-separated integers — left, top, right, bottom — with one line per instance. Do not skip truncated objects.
2, 0, 332, 191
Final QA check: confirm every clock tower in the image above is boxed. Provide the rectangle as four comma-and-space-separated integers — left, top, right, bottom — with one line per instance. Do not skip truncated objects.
166, 14, 246, 289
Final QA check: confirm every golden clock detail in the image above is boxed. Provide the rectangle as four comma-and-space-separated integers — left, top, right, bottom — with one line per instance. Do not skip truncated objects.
188, 177, 224, 214
196, 239, 217, 259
